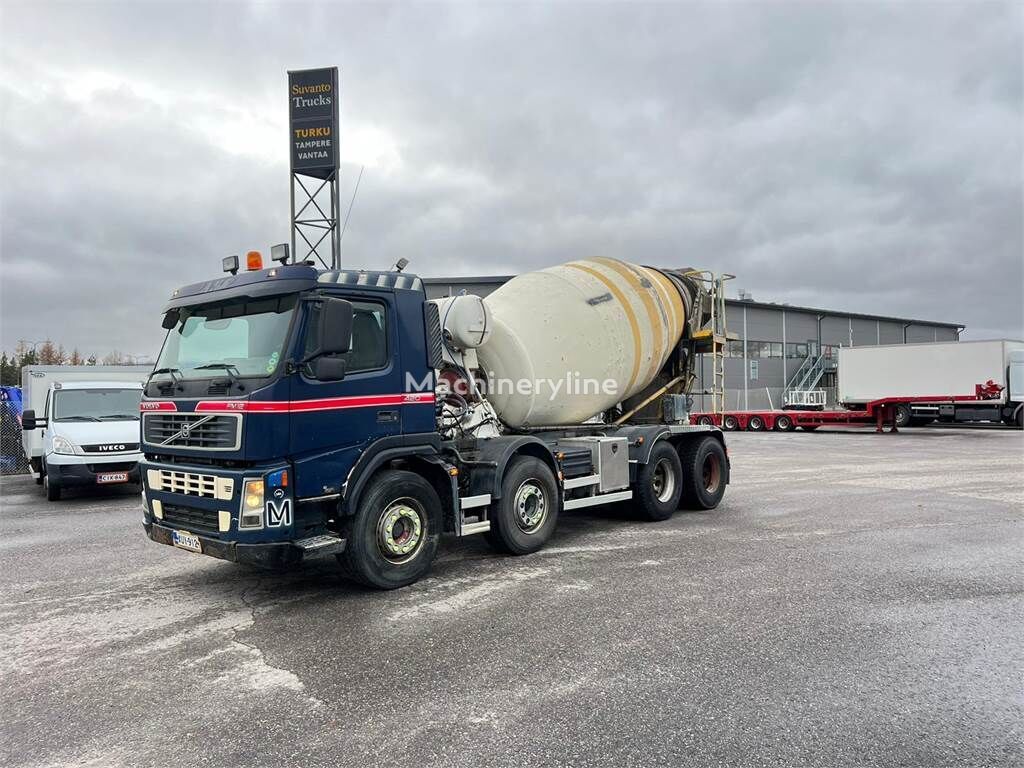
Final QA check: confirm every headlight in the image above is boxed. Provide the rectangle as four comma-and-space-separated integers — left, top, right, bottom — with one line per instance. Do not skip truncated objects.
52, 435, 83, 455
239, 479, 264, 529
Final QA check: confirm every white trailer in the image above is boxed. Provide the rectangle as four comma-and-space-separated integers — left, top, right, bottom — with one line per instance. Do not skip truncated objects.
838, 340, 1024, 427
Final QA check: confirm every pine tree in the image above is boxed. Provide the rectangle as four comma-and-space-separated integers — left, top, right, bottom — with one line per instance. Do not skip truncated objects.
38, 340, 59, 365
70, 348, 84, 366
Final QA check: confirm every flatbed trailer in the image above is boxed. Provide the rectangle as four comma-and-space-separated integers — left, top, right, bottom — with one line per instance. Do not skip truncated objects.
690, 398, 918, 433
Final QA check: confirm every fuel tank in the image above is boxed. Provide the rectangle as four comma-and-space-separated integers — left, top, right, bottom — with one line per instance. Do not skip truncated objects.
476, 258, 692, 428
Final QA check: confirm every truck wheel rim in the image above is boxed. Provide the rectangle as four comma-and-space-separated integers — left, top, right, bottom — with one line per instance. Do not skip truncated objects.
377, 498, 425, 564
703, 454, 721, 493
750, 418, 763, 430
513, 481, 547, 534
652, 458, 677, 503
777, 416, 791, 430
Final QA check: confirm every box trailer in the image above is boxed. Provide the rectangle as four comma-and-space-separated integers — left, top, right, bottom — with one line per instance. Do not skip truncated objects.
838, 340, 1024, 427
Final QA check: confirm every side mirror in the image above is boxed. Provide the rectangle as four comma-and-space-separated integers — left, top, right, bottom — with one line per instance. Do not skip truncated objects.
304, 297, 353, 362
22, 409, 38, 431
312, 356, 347, 382
162, 309, 180, 330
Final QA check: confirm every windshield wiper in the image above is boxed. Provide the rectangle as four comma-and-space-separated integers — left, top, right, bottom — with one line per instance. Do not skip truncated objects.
99, 413, 140, 421
147, 367, 182, 386
57, 415, 101, 422
194, 363, 242, 385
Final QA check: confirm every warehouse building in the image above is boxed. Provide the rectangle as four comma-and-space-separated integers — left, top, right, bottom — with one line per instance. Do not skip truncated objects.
424, 275, 963, 411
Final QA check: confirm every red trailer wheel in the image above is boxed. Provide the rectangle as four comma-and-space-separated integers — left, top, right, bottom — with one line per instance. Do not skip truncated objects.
697, 415, 715, 426
774, 414, 794, 432
722, 415, 739, 431
747, 415, 766, 431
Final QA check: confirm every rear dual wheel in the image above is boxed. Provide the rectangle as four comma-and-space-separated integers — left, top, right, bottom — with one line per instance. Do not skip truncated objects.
634, 442, 683, 522
679, 436, 728, 510
722, 415, 740, 431
747, 415, 766, 431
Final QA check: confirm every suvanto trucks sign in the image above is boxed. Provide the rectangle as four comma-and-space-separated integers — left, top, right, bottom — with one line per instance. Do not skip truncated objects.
288, 67, 339, 179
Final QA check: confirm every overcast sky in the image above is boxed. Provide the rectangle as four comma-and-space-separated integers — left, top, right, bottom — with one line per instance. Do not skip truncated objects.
1, 1, 1021, 359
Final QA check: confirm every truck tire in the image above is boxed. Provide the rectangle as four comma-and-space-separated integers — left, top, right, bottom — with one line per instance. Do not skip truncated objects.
44, 468, 61, 502
1017, 408, 1023, 430
678, 436, 727, 510
337, 470, 442, 590
893, 403, 913, 428
722, 415, 739, 431
696, 416, 715, 426
633, 441, 683, 521
486, 456, 559, 555
774, 414, 794, 432
800, 425, 819, 431
747, 415, 765, 431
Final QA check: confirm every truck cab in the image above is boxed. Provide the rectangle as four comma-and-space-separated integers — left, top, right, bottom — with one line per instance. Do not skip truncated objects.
22, 380, 144, 500
141, 260, 436, 568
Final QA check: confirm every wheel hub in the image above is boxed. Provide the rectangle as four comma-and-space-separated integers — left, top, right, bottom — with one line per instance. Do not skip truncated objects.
377, 499, 424, 563
513, 481, 547, 533
652, 458, 676, 503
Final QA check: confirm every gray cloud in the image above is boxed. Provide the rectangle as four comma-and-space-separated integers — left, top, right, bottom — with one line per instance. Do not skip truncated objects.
1, 1, 1021, 360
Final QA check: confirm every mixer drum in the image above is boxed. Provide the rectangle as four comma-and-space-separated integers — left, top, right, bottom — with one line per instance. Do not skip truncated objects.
477, 258, 688, 428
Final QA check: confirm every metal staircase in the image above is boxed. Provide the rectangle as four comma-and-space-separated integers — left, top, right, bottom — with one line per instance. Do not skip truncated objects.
783, 353, 835, 407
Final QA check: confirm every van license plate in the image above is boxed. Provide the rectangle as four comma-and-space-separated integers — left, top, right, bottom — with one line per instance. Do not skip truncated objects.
97, 472, 129, 484
172, 530, 202, 553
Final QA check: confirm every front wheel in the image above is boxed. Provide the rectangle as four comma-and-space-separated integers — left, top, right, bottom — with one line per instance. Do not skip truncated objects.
486, 456, 559, 555
678, 436, 728, 510
634, 441, 683, 521
44, 465, 61, 501
338, 470, 441, 589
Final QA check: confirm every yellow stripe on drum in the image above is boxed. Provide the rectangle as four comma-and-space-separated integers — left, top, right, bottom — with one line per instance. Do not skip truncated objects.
648, 268, 685, 345
593, 258, 666, 387
564, 261, 643, 396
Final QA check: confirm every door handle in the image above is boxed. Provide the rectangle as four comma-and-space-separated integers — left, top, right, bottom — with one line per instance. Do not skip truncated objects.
376, 410, 399, 424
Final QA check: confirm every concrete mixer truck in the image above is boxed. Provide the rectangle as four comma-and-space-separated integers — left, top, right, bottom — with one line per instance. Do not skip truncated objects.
140, 250, 730, 588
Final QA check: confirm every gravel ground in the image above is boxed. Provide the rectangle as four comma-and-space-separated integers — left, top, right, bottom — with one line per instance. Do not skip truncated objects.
1, 425, 1022, 768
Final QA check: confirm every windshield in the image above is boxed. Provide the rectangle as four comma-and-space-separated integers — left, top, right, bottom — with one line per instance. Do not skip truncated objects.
53, 389, 142, 422
156, 295, 297, 379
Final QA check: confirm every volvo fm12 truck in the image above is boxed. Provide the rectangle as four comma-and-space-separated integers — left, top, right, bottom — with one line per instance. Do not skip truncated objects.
141, 249, 730, 588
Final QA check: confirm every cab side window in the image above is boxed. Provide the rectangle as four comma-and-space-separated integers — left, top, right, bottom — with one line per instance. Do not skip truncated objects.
304, 300, 388, 375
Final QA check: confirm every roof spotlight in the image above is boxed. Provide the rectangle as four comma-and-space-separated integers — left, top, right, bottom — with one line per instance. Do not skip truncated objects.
393, 258, 409, 273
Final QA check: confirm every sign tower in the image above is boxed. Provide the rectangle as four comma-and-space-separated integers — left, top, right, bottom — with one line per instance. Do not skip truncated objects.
288, 67, 341, 269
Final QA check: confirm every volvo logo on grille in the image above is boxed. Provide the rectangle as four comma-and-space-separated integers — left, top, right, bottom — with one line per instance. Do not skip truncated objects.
161, 415, 215, 446
98, 444, 126, 452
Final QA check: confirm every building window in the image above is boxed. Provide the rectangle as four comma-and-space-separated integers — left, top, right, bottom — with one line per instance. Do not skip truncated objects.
786, 343, 808, 359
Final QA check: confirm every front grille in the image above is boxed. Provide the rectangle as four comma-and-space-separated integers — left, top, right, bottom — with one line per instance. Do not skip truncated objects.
162, 503, 219, 534
147, 468, 233, 500
143, 413, 241, 450
88, 462, 136, 473
82, 443, 140, 454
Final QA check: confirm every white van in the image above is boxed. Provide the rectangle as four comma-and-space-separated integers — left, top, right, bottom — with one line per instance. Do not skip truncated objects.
21, 366, 150, 500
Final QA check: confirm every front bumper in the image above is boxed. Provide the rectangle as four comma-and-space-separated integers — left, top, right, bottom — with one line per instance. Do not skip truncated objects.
144, 521, 346, 567
47, 455, 141, 488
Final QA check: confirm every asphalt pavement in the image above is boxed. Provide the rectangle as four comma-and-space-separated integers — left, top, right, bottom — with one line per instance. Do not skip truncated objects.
2, 426, 1022, 767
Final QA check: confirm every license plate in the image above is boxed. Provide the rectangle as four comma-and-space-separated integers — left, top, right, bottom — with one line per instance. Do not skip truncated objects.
172, 530, 202, 553
97, 472, 129, 484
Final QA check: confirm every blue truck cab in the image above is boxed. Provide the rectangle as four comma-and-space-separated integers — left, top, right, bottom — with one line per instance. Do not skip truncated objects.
142, 253, 729, 589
